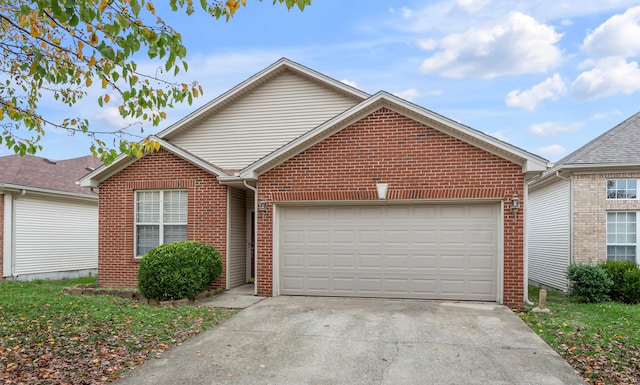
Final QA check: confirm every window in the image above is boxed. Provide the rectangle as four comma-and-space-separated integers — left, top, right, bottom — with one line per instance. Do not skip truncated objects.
135, 190, 187, 257
607, 179, 637, 199
607, 212, 637, 262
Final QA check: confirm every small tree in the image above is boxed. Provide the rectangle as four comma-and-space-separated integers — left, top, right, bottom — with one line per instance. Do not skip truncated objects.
0, 0, 309, 163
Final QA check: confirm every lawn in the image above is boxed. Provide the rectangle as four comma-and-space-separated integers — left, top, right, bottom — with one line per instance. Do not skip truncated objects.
520, 287, 640, 385
0, 277, 237, 384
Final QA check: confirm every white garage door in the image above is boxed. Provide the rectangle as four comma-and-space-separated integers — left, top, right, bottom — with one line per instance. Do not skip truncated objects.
278, 204, 499, 301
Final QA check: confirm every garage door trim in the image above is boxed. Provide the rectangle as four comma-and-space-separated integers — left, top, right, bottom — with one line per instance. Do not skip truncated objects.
272, 200, 503, 302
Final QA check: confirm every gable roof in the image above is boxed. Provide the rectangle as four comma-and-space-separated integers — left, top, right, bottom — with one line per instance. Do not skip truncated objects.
158, 58, 369, 141
0, 154, 101, 196
530, 111, 640, 187
80, 58, 369, 187
77, 137, 227, 188
553, 111, 640, 168
239, 91, 549, 180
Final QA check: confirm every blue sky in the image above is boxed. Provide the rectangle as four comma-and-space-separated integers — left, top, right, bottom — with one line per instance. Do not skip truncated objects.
14, 0, 640, 163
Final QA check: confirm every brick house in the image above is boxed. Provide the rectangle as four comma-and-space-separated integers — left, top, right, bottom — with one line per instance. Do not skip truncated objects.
79, 59, 548, 307
528, 112, 640, 291
1, 155, 101, 280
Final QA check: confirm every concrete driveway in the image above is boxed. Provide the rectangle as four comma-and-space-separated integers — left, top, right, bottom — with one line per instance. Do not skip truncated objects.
114, 297, 583, 385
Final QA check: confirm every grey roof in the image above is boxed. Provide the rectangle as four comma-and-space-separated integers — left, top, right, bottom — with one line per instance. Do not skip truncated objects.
551, 111, 640, 170
0, 154, 101, 196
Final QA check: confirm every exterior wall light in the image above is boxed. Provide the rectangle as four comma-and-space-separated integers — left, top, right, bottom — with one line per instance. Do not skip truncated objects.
510, 194, 520, 222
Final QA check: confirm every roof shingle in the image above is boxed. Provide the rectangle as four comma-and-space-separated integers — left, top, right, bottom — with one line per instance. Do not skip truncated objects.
0, 154, 101, 196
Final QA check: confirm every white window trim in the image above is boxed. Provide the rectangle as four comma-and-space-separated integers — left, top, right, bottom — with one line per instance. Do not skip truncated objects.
134, 190, 187, 258
606, 178, 639, 200
606, 211, 638, 263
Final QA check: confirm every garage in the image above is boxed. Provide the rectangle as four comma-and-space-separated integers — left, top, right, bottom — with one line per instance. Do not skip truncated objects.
278, 203, 500, 301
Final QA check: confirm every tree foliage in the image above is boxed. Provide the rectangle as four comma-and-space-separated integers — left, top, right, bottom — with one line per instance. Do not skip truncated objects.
0, 0, 309, 163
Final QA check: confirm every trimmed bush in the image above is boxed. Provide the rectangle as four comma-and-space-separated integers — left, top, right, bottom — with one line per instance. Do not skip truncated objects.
601, 260, 638, 302
566, 264, 612, 303
620, 268, 640, 304
138, 241, 222, 301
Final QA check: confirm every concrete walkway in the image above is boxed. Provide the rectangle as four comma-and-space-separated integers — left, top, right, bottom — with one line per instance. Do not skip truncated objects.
114, 296, 584, 385
196, 284, 265, 309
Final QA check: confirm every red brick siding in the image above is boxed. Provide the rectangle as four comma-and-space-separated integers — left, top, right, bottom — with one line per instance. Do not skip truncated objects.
97, 150, 227, 288
0, 193, 4, 280
257, 108, 526, 307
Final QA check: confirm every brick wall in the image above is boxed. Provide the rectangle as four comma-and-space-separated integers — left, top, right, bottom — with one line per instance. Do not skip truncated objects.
0, 193, 3, 280
256, 108, 526, 307
97, 150, 227, 288
573, 172, 640, 265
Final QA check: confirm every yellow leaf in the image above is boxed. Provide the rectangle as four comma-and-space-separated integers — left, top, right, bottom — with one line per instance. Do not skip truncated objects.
88, 56, 96, 67
102, 78, 108, 88
86, 77, 92, 87
104, 94, 110, 103
89, 32, 98, 46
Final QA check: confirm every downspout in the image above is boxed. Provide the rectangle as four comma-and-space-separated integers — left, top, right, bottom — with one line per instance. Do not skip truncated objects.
523, 179, 534, 306
243, 180, 258, 296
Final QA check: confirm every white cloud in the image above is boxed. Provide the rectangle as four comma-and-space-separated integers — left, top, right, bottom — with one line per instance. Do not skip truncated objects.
506, 74, 567, 111
418, 38, 437, 50
571, 57, 640, 100
419, 12, 563, 78
454, 0, 490, 13
341, 79, 359, 88
537, 144, 566, 156
393, 88, 421, 101
582, 6, 640, 58
529, 121, 583, 136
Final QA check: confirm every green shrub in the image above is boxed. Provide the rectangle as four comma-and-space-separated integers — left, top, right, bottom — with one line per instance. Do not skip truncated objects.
138, 241, 222, 301
566, 264, 613, 303
601, 260, 638, 302
620, 268, 640, 304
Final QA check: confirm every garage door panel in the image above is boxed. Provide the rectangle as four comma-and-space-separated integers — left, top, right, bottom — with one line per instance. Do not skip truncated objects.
279, 204, 498, 301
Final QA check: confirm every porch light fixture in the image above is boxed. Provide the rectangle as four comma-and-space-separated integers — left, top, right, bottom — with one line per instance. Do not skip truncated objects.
510, 194, 520, 222
376, 183, 389, 200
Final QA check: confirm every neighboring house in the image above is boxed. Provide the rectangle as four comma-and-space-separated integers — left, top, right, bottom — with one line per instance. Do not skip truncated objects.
1, 154, 101, 280
79, 58, 548, 307
528, 112, 640, 291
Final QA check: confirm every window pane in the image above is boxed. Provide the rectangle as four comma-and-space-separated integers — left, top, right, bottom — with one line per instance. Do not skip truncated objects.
164, 191, 187, 223
164, 225, 187, 244
607, 179, 638, 199
137, 225, 159, 256
136, 191, 160, 222
607, 245, 636, 262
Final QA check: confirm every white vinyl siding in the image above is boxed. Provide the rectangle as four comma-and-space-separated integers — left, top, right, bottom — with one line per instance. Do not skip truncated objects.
170, 72, 360, 170
228, 188, 247, 288
528, 179, 571, 291
278, 203, 499, 301
135, 190, 187, 257
14, 196, 97, 276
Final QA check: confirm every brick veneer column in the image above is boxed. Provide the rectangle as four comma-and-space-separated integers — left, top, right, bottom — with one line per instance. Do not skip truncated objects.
98, 150, 227, 288
256, 108, 526, 307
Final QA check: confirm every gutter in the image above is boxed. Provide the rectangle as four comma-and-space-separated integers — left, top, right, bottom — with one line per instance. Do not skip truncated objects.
0, 184, 97, 202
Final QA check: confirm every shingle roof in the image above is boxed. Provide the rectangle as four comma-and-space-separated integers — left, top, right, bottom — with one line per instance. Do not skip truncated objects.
0, 154, 101, 196
553, 111, 640, 168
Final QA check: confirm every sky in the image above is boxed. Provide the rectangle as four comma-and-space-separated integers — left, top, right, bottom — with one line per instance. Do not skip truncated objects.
8, 0, 640, 163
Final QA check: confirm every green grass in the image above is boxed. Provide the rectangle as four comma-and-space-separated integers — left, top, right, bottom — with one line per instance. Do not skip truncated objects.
521, 287, 640, 385
0, 278, 237, 384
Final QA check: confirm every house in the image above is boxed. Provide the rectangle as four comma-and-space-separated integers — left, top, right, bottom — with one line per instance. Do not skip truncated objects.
528, 112, 640, 291
79, 58, 548, 307
1, 154, 101, 280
